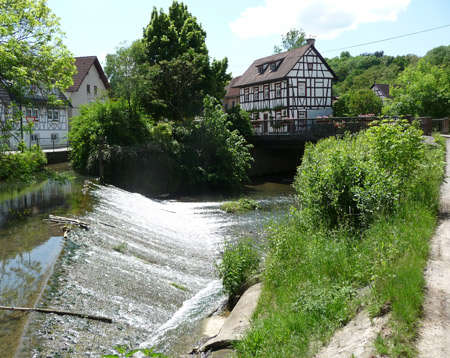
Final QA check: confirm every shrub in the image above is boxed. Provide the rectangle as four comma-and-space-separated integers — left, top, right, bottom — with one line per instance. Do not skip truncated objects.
216, 238, 260, 297
293, 120, 426, 228
69, 99, 151, 173
0, 145, 47, 182
220, 198, 261, 213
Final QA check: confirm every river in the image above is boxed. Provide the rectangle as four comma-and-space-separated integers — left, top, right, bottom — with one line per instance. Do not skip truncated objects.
0, 175, 294, 357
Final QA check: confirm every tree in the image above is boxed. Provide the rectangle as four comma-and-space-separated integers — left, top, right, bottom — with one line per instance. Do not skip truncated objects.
179, 96, 253, 191
140, 1, 230, 121
274, 28, 307, 54
69, 99, 151, 173
424, 45, 450, 69
334, 89, 382, 117
0, 0, 75, 100
384, 59, 450, 118
105, 41, 148, 114
348, 89, 383, 116
0, 0, 75, 149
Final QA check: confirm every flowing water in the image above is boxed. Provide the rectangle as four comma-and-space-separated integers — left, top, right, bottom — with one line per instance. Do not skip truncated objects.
0, 177, 92, 358
2, 176, 294, 357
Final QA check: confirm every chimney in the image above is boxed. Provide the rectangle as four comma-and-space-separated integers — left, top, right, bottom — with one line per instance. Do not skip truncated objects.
306, 38, 315, 46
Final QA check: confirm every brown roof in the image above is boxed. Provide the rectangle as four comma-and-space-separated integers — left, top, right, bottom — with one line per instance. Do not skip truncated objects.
233, 44, 337, 88
224, 76, 241, 98
66, 56, 110, 92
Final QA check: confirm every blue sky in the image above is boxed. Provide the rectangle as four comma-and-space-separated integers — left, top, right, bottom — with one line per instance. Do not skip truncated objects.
47, 0, 450, 77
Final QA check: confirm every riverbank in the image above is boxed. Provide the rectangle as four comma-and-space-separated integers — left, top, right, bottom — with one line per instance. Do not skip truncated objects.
229, 127, 445, 357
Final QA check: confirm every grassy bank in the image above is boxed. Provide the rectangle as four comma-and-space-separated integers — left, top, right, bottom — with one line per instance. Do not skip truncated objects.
226, 122, 445, 357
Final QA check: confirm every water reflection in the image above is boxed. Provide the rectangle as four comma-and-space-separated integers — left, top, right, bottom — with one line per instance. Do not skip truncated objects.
0, 178, 91, 358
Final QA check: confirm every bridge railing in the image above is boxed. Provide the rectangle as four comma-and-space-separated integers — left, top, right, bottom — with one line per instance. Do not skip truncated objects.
250, 116, 450, 138
250, 117, 377, 138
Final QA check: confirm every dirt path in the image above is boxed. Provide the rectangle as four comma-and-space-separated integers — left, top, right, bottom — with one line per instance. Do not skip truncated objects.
417, 138, 450, 358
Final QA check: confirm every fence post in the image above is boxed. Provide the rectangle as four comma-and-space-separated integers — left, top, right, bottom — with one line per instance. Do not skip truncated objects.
442, 117, 449, 134
421, 117, 432, 135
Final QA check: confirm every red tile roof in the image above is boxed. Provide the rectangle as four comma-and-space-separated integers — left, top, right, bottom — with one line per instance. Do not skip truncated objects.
66, 56, 110, 92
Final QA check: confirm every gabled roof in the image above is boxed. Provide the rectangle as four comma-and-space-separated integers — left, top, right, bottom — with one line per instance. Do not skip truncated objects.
233, 44, 337, 88
66, 56, 110, 92
0, 84, 71, 107
371, 83, 402, 99
224, 76, 241, 98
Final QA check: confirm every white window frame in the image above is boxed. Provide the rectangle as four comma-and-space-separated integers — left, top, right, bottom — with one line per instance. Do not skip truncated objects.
298, 82, 306, 97
47, 109, 59, 122
275, 83, 281, 98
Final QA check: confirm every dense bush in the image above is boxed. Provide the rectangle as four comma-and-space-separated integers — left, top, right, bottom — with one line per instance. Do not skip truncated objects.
69, 99, 151, 173
0, 145, 47, 182
294, 120, 426, 228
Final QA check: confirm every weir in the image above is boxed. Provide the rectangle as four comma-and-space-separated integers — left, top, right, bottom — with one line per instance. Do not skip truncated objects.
11, 181, 293, 357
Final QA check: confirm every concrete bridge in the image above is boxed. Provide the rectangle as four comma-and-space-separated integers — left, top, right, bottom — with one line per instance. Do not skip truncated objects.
248, 116, 449, 177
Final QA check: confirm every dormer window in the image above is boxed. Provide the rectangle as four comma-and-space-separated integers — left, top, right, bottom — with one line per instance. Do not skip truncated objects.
258, 66, 264, 74
270, 63, 277, 71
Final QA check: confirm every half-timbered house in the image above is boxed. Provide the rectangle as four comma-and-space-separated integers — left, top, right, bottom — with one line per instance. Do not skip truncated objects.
232, 39, 337, 124
0, 86, 71, 150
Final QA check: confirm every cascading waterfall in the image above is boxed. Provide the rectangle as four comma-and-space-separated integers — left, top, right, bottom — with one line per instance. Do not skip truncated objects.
17, 184, 250, 356
15, 182, 293, 357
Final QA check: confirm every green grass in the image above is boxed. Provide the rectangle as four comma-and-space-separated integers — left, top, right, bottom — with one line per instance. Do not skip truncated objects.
220, 198, 261, 213
233, 131, 445, 357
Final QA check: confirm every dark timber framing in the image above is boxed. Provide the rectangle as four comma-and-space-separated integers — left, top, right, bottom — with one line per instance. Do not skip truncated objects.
232, 41, 337, 134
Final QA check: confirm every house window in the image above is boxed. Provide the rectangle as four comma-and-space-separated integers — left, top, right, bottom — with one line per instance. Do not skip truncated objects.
308, 63, 313, 70
298, 82, 306, 97
264, 85, 269, 99
31, 134, 39, 142
275, 83, 281, 98
232, 100, 235, 107
258, 66, 264, 74
87, 84, 91, 94
47, 109, 59, 122
270, 63, 277, 71
254, 86, 259, 101
275, 111, 282, 120
298, 111, 306, 119
51, 133, 58, 141
244, 89, 249, 102
26, 108, 39, 121
94, 86, 98, 95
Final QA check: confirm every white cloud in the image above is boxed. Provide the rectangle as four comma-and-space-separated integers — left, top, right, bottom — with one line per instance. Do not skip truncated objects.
229, 0, 411, 40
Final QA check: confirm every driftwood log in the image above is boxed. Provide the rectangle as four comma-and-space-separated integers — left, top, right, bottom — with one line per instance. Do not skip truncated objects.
47, 215, 89, 230
0, 305, 112, 323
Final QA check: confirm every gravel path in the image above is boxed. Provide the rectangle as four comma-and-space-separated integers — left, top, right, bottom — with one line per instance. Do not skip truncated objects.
417, 138, 450, 358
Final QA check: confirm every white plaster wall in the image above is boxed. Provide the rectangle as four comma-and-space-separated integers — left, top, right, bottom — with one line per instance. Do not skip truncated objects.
65, 64, 107, 117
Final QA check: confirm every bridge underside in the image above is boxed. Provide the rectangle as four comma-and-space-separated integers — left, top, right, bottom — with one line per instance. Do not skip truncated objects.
248, 137, 310, 177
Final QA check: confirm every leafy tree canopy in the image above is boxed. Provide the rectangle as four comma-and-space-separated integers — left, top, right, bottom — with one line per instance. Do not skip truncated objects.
0, 0, 76, 100
139, 1, 231, 121
105, 41, 149, 113
383, 59, 450, 118
274, 28, 307, 54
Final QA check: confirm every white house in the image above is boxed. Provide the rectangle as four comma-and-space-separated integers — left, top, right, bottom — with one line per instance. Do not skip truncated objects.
64, 56, 110, 117
232, 39, 337, 123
